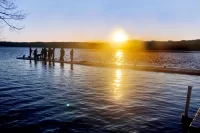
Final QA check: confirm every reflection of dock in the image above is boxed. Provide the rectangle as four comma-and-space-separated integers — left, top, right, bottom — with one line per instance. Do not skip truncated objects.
16, 57, 200, 76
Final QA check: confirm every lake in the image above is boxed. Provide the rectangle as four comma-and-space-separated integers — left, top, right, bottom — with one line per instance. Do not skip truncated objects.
0, 47, 200, 133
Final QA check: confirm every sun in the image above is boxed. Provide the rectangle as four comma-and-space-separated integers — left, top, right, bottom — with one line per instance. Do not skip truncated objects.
113, 31, 128, 43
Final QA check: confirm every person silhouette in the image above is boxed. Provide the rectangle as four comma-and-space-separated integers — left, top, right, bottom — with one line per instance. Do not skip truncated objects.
33, 49, 38, 59
29, 47, 32, 58
41, 48, 44, 59
60, 48, 65, 61
52, 48, 55, 61
43, 48, 47, 60
48, 48, 51, 60
70, 49, 74, 62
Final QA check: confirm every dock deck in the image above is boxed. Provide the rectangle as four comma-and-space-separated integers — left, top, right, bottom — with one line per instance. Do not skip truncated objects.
190, 108, 200, 132
16, 57, 200, 76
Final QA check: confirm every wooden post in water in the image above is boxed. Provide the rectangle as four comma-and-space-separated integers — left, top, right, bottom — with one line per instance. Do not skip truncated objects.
70, 49, 74, 70
184, 86, 192, 117
182, 86, 193, 126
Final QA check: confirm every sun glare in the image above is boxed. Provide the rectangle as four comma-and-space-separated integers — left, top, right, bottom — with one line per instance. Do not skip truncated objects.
113, 69, 122, 100
113, 31, 128, 43
115, 51, 124, 65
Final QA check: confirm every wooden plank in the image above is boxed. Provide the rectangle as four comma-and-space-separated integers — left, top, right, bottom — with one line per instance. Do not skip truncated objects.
189, 108, 200, 132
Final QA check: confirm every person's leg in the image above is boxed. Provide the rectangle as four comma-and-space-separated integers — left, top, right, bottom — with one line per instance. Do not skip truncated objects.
62, 56, 64, 61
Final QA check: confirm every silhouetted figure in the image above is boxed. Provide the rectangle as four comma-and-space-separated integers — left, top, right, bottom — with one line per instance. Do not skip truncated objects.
29, 47, 32, 58
52, 48, 55, 60
41, 48, 44, 59
36, 48, 42, 59
60, 48, 65, 61
70, 49, 74, 62
50, 48, 53, 59
33, 49, 38, 59
43, 48, 47, 60
48, 48, 51, 60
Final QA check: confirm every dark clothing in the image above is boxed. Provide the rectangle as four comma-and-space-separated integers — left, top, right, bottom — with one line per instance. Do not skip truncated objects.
48, 48, 51, 59
29, 47, 32, 58
70, 49, 74, 62
33, 49, 38, 59
41, 48, 44, 59
60, 48, 65, 61
43, 48, 47, 60
50, 48, 53, 59
52, 48, 55, 60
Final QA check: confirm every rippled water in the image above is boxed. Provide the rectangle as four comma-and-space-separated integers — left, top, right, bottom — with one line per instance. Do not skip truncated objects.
0, 47, 200, 133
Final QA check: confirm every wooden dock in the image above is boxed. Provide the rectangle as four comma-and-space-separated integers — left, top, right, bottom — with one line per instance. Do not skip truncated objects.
190, 108, 200, 132
181, 86, 200, 133
16, 57, 200, 76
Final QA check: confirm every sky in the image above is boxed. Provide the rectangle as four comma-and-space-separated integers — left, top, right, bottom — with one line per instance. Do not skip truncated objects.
2, 0, 200, 42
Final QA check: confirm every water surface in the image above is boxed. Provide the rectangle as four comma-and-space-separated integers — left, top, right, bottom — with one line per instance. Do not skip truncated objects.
0, 47, 200, 133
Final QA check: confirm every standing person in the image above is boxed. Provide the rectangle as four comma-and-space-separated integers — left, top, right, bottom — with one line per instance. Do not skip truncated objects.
48, 48, 51, 60
29, 47, 32, 58
50, 48, 53, 59
52, 48, 55, 61
41, 48, 44, 59
44, 47, 47, 60
70, 49, 74, 62
60, 48, 65, 61
33, 49, 38, 59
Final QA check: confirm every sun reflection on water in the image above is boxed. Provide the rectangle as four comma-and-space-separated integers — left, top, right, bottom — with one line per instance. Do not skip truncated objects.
113, 69, 122, 100
115, 51, 124, 65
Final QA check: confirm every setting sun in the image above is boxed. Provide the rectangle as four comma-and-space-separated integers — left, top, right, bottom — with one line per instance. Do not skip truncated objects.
113, 31, 128, 43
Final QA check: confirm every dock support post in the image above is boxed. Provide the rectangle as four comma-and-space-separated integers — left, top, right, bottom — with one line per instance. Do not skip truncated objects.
184, 86, 192, 117
181, 86, 193, 126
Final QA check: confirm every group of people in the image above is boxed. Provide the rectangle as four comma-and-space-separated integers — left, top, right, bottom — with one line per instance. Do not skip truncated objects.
29, 47, 74, 62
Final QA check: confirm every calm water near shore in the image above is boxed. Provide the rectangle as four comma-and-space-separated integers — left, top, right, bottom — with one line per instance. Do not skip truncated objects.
0, 47, 200, 133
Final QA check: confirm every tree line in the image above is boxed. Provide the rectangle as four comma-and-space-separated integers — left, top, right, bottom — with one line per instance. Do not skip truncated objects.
1, 39, 200, 51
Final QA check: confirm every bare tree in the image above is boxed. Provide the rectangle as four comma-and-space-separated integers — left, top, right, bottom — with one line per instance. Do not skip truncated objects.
0, 0, 26, 31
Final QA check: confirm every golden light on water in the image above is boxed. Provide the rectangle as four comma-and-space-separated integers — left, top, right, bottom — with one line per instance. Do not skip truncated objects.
113, 69, 122, 100
115, 50, 124, 65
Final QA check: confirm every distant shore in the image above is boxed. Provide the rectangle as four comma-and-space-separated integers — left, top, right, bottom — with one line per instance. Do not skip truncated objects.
1, 39, 200, 51
2, 47, 200, 53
